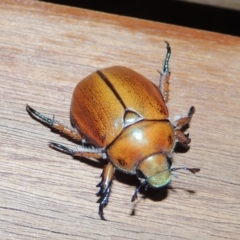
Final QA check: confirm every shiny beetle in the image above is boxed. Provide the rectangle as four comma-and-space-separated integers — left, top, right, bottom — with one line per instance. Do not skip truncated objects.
27, 42, 200, 220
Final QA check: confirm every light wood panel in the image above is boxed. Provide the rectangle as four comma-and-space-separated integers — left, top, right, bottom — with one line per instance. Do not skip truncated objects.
0, 0, 239, 239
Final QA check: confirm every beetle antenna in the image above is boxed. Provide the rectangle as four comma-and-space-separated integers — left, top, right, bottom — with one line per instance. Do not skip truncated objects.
171, 167, 200, 174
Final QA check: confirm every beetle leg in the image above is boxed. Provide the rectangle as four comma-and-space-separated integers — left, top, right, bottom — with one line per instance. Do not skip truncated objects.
159, 41, 171, 103
96, 162, 114, 195
174, 106, 195, 147
175, 131, 191, 148
49, 142, 105, 159
96, 162, 114, 220
131, 181, 147, 202
26, 104, 83, 142
98, 187, 111, 221
174, 106, 195, 130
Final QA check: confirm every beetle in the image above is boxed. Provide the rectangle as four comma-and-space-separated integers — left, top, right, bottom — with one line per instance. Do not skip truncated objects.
26, 42, 200, 220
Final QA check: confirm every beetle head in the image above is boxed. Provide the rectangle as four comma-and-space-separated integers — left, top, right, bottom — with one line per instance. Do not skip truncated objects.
136, 153, 172, 188
136, 154, 200, 189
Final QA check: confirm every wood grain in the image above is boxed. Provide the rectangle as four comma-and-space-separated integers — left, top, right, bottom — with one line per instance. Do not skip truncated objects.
0, 0, 239, 239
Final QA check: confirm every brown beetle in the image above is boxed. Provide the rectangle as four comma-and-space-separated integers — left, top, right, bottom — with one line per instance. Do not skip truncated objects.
27, 42, 200, 220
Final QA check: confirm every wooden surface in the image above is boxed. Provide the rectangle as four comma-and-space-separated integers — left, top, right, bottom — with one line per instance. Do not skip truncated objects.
1, 0, 239, 239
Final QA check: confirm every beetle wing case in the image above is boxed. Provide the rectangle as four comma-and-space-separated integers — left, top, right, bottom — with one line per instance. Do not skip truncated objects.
70, 66, 168, 147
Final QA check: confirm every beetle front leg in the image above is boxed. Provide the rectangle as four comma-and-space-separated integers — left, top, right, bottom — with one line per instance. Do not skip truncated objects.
131, 181, 147, 202
96, 162, 114, 220
174, 106, 195, 130
26, 105, 83, 142
48, 142, 111, 220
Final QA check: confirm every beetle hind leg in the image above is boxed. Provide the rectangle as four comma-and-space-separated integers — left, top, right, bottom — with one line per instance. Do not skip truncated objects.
174, 106, 195, 148
26, 104, 83, 142
96, 162, 114, 220
174, 106, 195, 129
159, 41, 171, 103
